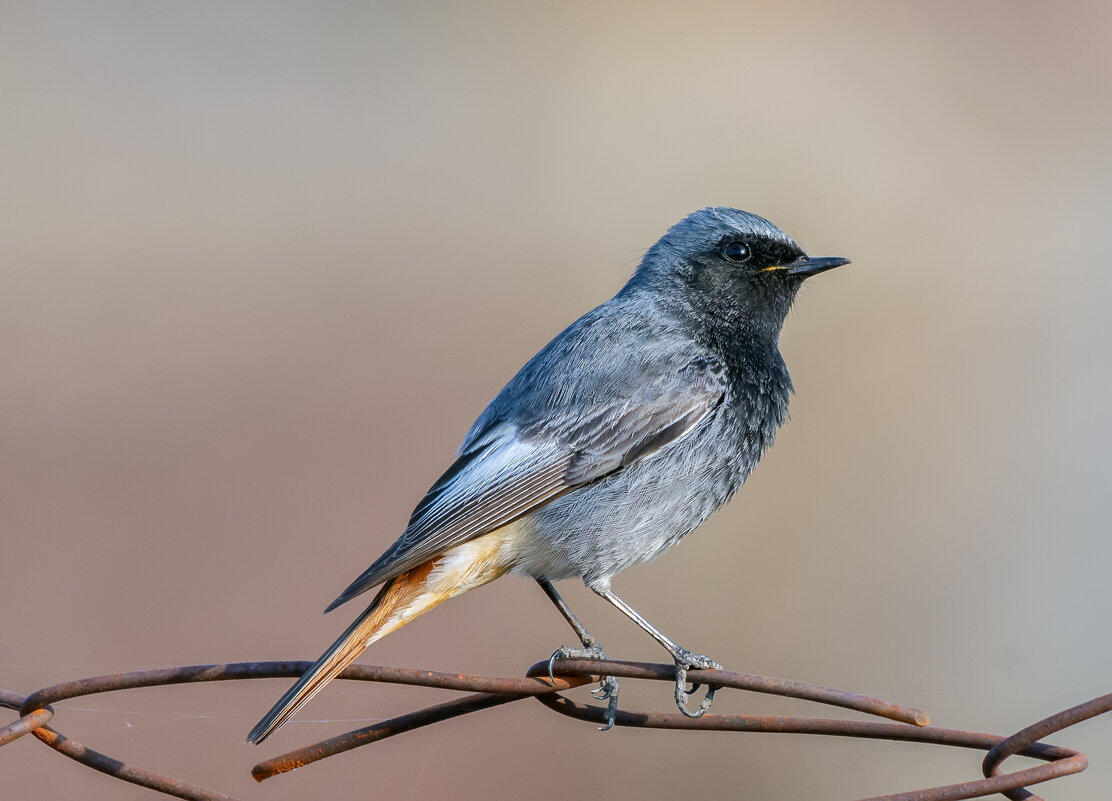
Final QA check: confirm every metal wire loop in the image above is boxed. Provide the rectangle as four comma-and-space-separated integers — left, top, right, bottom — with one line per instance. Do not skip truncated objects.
2, 659, 1105, 801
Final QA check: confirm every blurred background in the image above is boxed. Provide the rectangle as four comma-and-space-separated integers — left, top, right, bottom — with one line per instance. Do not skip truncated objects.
3, 2, 1110, 799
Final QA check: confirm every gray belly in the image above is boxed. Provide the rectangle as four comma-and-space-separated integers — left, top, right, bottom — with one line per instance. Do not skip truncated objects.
513, 405, 766, 585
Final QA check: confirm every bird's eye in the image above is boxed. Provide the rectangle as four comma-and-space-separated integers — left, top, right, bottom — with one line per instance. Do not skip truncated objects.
722, 241, 751, 263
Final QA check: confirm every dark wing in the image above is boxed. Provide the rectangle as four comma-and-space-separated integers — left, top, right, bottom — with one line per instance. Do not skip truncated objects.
325, 355, 726, 612
561, 388, 723, 485
324, 434, 569, 612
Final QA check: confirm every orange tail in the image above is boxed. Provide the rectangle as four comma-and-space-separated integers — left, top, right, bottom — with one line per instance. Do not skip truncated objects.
247, 530, 519, 744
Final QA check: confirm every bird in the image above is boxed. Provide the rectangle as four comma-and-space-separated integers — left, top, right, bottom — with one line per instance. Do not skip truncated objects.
247, 206, 849, 744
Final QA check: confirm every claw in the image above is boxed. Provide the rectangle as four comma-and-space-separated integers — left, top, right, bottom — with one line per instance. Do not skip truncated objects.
599, 686, 619, 731
548, 643, 607, 682
591, 675, 618, 701
547, 649, 561, 684
596, 680, 622, 729
673, 658, 720, 718
547, 643, 621, 729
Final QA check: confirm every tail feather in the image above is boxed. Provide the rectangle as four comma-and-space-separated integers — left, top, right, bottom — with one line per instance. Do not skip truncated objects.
247, 563, 432, 745
247, 528, 520, 745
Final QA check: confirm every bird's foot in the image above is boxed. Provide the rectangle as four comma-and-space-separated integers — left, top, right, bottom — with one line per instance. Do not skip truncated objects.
546, 641, 609, 681
547, 642, 620, 731
671, 648, 721, 718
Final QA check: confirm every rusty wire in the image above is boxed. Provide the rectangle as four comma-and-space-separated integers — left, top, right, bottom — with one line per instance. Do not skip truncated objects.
2, 658, 1108, 801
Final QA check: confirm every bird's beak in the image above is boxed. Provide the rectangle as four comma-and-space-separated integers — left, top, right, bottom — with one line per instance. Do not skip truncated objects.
782, 256, 851, 277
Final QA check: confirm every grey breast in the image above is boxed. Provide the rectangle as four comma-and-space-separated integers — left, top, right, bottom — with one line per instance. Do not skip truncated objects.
518, 350, 791, 585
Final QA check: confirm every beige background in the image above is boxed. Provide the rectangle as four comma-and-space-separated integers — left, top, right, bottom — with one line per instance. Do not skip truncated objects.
3, 2, 1111, 799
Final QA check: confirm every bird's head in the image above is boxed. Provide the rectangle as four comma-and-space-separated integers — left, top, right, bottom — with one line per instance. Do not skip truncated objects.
632, 207, 849, 341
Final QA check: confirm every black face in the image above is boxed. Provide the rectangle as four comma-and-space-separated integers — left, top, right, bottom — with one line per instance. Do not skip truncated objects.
714, 234, 805, 273
635, 208, 847, 340
670, 231, 816, 339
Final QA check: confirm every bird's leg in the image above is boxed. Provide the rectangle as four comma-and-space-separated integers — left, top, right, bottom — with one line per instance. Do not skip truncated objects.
536, 578, 620, 730
591, 585, 720, 718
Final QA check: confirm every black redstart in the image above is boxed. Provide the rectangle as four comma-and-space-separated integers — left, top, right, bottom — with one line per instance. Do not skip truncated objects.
248, 206, 848, 742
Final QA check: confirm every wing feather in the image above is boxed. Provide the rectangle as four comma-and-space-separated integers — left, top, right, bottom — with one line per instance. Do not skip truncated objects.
325, 437, 571, 611
325, 353, 727, 612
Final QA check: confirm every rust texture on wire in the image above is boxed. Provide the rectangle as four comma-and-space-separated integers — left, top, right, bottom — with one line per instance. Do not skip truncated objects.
2, 659, 1108, 801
